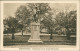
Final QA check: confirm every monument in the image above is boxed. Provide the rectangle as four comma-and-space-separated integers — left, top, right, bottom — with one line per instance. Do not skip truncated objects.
28, 22, 43, 42
28, 4, 43, 43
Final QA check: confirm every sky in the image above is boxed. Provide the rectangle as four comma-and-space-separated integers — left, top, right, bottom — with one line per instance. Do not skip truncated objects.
3, 3, 77, 19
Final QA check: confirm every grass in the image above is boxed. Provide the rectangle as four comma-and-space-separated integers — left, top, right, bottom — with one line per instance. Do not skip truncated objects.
3, 35, 76, 46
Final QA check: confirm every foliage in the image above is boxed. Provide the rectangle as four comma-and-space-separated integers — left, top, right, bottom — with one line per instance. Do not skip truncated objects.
3, 16, 19, 39
68, 10, 76, 28
15, 5, 31, 35
4, 16, 19, 33
55, 10, 77, 28
26, 3, 52, 22
15, 3, 52, 35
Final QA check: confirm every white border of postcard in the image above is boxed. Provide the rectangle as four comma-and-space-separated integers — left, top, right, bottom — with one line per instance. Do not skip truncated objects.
0, 1, 80, 51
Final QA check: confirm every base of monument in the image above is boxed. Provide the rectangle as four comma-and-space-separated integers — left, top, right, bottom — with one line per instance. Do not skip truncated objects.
28, 39, 43, 43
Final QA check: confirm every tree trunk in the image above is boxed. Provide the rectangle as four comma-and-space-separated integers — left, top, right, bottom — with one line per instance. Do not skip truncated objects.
11, 28, 15, 40
66, 28, 70, 40
12, 32, 15, 40
22, 30, 23, 36
67, 33, 70, 40
49, 28, 53, 40
50, 33, 53, 39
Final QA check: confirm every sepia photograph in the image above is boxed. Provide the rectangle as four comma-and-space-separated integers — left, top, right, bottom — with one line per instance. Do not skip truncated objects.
0, 1, 80, 51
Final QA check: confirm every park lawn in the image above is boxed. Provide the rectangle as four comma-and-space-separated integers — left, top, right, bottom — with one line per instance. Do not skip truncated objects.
3, 35, 76, 46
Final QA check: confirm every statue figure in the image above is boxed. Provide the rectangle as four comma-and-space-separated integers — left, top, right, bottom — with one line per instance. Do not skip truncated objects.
32, 5, 40, 23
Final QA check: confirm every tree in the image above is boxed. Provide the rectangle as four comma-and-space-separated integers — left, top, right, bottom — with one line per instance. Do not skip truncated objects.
26, 3, 51, 22
15, 5, 31, 35
15, 3, 55, 40
55, 12, 66, 27
41, 11, 55, 40
55, 10, 76, 27
55, 10, 77, 40
15, 3, 52, 35
3, 16, 19, 40
27, 3, 54, 40
66, 10, 77, 40
68, 10, 76, 28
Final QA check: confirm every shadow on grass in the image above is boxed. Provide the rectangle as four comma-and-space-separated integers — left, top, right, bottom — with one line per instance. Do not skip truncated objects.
3, 35, 76, 46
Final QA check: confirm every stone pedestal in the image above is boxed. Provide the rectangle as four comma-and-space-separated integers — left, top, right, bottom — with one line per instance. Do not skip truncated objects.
28, 22, 43, 43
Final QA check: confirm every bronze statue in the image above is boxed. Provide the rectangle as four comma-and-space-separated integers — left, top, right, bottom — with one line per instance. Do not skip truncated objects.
32, 5, 40, 23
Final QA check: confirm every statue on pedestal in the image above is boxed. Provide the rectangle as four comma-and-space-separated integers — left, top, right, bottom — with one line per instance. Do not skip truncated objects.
28, 4, 43, 43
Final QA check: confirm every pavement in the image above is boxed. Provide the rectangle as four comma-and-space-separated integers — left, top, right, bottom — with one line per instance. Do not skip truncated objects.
4, 32, 66, 36
4, 32, 76, 37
